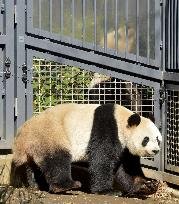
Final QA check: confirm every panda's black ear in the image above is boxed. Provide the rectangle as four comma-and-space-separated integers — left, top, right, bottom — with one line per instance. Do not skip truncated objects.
127, 113, 141, 127
147, 112, 155, 123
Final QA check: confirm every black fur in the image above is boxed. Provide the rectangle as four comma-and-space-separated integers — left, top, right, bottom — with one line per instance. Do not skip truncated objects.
39, 149, 79, 192
87, 104, 123, 194
114, 148, 145, 194
146, 112, 155, 123
28, 160, 49, 191
10, 162, 29, 187
11, 149, 80, 193
142, 137, 150, 147
127, 113, 141, 127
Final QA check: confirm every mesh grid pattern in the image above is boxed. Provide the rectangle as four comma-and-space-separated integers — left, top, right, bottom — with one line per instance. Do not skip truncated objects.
33, 59, 154, 117
167, 90, 179, 167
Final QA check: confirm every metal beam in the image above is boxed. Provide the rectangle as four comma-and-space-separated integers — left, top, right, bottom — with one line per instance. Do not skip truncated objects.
25, 35, 163, 81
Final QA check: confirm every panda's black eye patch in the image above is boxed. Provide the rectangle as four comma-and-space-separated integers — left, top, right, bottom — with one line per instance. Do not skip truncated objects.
157, 136, 160, 146
142, 137, 149, 147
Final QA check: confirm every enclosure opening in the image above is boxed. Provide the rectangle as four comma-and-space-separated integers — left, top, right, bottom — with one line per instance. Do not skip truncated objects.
166, 90, 179, 172
33, 58, 154, 117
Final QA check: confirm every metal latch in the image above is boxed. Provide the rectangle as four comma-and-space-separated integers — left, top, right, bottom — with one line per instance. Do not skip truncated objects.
4, 57, 11, 79
160, 41, 163, 50
22, 63, 27, 83
159, 84, 166, 106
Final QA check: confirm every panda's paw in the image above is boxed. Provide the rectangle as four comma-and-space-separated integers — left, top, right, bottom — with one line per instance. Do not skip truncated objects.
49, 181, 82, 193
139, 180, 159, 195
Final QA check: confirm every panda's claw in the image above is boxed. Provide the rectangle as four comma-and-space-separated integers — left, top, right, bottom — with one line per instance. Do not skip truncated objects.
97, 190, 123, 197
73, 181, 82, 188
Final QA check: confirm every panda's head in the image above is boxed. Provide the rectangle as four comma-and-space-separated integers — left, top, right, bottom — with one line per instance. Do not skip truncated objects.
126, 113, 162, 157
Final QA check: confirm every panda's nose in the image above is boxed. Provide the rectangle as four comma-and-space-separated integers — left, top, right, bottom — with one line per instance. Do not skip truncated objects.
152, 150, 159, 154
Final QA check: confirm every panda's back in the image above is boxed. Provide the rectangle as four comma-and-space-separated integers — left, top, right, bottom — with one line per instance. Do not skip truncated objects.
15, 104, 100, 162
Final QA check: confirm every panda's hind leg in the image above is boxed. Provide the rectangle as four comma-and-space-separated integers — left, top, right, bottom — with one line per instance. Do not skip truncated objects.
39, 149, 81, 193
10, 161, 29, 187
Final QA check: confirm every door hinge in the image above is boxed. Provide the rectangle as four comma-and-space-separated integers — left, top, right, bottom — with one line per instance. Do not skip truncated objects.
4, 57, 11, 79
160, 0, 163, 6
22, 63, 27, 83
1, 2, 5, 14
14, 98, 18, 117
160, 41, 163, 50
14, 5, 17, 24
159, 85, 166, 106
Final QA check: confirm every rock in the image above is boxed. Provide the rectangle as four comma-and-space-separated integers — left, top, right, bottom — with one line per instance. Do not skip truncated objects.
0, 154, 13, 185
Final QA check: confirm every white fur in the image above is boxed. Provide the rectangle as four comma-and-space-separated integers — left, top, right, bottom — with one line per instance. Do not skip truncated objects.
64, 104, 99, 162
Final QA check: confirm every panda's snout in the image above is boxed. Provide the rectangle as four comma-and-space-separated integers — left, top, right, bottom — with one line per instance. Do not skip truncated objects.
152, 150, 159, 155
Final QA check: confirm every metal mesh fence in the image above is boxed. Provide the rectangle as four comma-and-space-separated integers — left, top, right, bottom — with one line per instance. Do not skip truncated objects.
33, 58, 154, 117
166, 90, 179, 168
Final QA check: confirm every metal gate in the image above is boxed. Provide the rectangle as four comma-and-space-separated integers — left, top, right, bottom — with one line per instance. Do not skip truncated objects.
0, 0, 179, 184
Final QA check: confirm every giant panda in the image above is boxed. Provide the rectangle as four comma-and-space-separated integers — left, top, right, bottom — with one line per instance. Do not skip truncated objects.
100, 26, 135, 52
11, 103, 161, 195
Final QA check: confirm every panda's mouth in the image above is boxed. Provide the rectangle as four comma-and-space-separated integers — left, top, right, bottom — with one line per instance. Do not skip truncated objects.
143, 150, 155, 157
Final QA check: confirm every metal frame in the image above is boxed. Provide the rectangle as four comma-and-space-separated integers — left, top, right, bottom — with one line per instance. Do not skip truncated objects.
0, 0, 179, 184
25, 35, 163, 81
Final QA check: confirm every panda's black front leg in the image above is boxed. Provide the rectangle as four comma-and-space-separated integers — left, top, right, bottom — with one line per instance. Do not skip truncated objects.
115, 164, 142, 195
89, 157, 114, 194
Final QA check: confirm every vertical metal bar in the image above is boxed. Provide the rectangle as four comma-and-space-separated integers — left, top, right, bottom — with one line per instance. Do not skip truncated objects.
125, 0, 128, 56
167, 0, 171, 69
16, 0, 26, 130
162, 86, 167, 172
61, 0, 64, 34
176, 0, 179, 69
0, 0, 3, 34
0, 48, 3, 141
72, 0, 75, 38
39, 0, 42, 30
173, 0, 177, 70
153, 87, 162, 170
147, 0, 150, 64
104, 0, 107, 52
136, 0, 139, 62
162, 0, 166, 71
49, 62, 52, 107
49, 0, 52, 33
165, 0, 169, 70
94, 0, 97, 49
115, 0, 118, 54
154, 0, 161, 67
4, 0, 14, 147
82, 0, 86, 43
170, 0, 173, 70
26, 51, 33, 120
